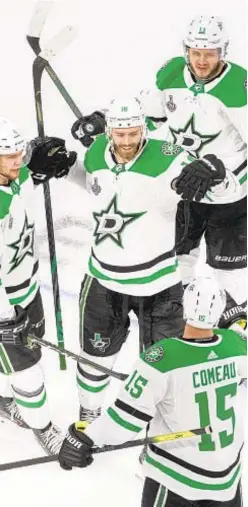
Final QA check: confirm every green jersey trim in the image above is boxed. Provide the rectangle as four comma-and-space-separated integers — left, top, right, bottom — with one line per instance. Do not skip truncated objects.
208, 63, 247, 107
84, 136, 184, 178
146, 454, 241, 491
107, 407, 142, 432
18, 166, 30, 185
0, 191, 13, 219
9, 281, 37, 305
88, 257, 178, 285
141, 329, 246, 374
239, 173, 247, 185
156, 57, 186, 91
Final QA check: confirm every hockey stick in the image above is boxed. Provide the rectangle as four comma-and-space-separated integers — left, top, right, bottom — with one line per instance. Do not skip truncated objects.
27, 17, 77, 370
0, 426, 211, 471
31, 336, 128, 381
27, 1, 84, 120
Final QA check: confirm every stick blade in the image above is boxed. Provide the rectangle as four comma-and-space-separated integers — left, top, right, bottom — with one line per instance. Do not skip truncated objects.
28, 1, 55, 38
39, 25, 78, 61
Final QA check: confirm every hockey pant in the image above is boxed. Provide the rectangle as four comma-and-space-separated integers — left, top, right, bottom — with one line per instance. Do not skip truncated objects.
176, 197, 247, 310
77, 276, 184, 411
0, 290, 50, 429
141, 477, 242, 507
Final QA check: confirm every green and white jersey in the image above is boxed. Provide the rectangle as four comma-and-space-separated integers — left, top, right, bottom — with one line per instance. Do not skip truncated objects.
0, 166, 39, 311
85, 329, 247, 501
69, 135, 242, 296
143, 57, 247, 200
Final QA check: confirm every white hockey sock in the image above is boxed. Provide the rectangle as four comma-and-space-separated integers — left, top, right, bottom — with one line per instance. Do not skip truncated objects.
10, 361, 51, 430
77, 351, 118, 410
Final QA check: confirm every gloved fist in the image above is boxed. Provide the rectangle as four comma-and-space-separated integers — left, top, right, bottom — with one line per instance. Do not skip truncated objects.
71, 111, 106, 148
174, 154, 226, 202
58, 422, 94, 470
28, 136, 77, 185
0, 306, 30, 346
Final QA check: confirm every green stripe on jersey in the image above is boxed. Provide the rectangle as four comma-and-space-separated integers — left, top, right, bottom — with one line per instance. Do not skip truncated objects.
0, 191, 13, 219
141, 329, 246, 374
146, 454, 241, 492
18, 166, 30, 185
89, 257, 178, 285
107, 407, 142, 432
9, 281, 37, 305
239, 173, 247, 185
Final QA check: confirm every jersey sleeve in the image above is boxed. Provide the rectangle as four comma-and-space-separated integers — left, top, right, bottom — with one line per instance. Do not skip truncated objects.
84, 349, 168, 446
66, 158, 87, 189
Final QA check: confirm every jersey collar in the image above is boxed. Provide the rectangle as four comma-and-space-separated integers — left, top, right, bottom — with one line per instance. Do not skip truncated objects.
184, 61, 232, 94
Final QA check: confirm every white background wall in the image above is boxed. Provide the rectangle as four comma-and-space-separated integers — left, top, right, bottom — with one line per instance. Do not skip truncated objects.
0, 0, 246, 156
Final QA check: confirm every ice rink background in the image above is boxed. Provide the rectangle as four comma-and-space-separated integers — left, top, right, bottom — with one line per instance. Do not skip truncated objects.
0, 0, 247, 505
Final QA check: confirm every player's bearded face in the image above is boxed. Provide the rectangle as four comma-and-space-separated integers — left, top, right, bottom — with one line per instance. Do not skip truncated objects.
111, 126, 143, 162
188, 48, 222, 80
0, 151, 23, 183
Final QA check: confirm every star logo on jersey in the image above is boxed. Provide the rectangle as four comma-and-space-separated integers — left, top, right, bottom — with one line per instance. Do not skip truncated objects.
93, 195, 146, 248
89, 333, 111, 352
169, 115, 220, 158
8, 214, 35, 273
145, 345, 164, 363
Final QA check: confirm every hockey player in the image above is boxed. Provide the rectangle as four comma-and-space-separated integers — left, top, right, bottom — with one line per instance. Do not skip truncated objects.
73, 16, 247, 336
0, 117, 75, 454
58, 276, 246, 506
28, 97, 244, 427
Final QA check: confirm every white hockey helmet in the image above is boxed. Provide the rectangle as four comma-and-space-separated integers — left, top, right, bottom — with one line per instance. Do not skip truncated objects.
0, 117, 26, 155
183, 16, 229, 62
106, 97, 146, 138
183, 277, 226, 329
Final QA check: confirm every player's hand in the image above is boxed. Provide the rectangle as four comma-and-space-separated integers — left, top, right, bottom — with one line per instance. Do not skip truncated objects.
174, 154, 226, 202
28, 137, 77, 185
0, 306, 30, 346
71, 112, 106, 148
58, 422, 94, 470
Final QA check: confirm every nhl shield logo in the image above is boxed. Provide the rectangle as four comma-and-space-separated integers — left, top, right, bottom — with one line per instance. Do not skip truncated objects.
166, 95, 176, 112
91, 177, 102, 195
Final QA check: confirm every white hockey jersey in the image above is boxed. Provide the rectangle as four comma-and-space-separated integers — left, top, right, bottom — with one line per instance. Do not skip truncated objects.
0, 166, 39, 312
85, 328, 247, 501
142, 57, 247, 201
69, 136, 241, 296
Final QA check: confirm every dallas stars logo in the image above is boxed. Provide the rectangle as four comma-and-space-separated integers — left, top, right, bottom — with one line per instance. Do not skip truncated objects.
89, 333, 111, 353
8, 214, 35, 273
93, 195, 146, 248
169, 115, 220, 158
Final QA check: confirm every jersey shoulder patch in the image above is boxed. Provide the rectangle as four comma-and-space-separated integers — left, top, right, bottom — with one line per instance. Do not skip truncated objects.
84, 134, 108, 173
156, 56, 186, 91
209, 62, 247, 107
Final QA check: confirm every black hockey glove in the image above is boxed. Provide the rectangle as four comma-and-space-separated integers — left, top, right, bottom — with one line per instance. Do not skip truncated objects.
28, 136, 77, 185
174, 154, 226, 202
71, 111, 106, 148
59, 421, 94, 470
218, 291, 247, 330
0, 306, 30, 345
